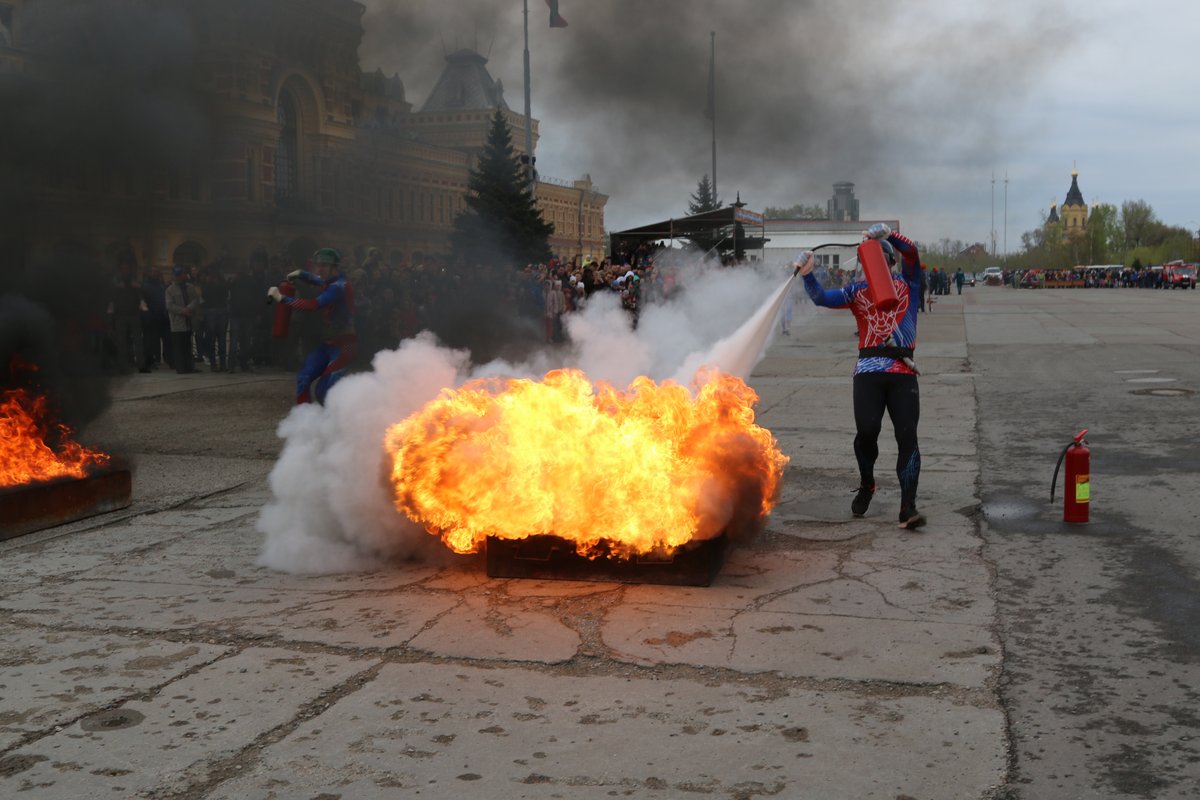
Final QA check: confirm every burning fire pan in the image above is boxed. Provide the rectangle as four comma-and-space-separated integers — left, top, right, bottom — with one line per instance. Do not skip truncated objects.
0, 467, 131, 542
486, 534, 729, 586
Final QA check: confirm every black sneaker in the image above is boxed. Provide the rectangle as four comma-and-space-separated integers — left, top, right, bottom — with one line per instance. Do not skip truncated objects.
898, 507, 926, 530
851, 484, 875, 517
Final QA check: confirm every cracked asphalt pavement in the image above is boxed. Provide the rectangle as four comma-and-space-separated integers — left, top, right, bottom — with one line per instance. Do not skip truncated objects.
2, 285, 1196, 798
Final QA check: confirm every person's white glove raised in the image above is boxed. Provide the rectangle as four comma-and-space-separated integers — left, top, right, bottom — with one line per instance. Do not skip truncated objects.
286, 269, 303, 280
792, 251, 815, 276
864, 223, 891, 240
267, 286, 283, 302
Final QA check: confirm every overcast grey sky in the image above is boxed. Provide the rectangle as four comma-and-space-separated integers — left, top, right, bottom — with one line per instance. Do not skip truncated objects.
362, 0, 1199, 252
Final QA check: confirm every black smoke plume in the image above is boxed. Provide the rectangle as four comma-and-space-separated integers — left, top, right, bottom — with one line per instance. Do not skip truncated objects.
0, 0, 209, 432
360, 0, 1080, 228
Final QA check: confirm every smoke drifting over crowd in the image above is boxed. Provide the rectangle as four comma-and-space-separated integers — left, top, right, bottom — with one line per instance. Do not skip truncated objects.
258, 258, 801, 574
0, 1, 214, 438
360, 0, 1079, 233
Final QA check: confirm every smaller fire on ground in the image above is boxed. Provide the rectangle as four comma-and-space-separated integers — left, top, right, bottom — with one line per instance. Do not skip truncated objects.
0, 358, 110, 488
385, 368, 787, 559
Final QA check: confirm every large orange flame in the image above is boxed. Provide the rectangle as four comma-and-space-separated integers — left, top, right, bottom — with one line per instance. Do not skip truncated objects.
385, 368, 787, 558
0, 373, 111, 488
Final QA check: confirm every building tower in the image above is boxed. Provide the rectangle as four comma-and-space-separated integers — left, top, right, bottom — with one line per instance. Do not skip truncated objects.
1046, 200, 1059, 224
827, 181, 860, 222
1060, 167, 1088, 236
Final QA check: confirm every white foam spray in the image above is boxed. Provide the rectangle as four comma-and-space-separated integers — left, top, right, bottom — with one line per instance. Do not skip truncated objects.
671, 274, 798, 384
257, 257, 809, 574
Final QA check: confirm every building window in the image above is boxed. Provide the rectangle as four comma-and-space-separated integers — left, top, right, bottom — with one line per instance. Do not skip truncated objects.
275, 91, 300, 201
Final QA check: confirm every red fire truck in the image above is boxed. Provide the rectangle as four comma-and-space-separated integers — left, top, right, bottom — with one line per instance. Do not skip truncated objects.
1163, 260, 1197, 289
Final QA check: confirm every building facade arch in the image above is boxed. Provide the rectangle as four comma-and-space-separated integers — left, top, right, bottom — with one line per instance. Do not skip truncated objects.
269, 68, 327, 133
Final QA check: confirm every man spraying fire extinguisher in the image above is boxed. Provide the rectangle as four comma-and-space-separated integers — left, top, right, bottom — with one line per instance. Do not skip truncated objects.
793, 222, 926, 529
267, 248, 356, 405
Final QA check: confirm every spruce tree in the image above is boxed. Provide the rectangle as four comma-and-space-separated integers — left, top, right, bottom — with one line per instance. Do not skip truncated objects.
688, 174, 721, 215
451, 108, 553, 269
684, 174, 722, 255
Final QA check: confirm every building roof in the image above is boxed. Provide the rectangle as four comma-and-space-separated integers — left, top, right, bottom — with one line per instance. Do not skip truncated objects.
363, 68, 406, 102
420, 49, 508, 112
1063, 169, 1086, 207
764, 218, 898, 234
1047, 201, 1059, 223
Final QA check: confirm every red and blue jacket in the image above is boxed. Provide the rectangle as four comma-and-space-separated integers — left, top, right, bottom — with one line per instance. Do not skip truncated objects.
802, 232, 921, 375
282, 271, 356, 342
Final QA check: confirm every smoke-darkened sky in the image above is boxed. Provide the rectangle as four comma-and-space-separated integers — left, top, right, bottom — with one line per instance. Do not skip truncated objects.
360, 0, 1200, 251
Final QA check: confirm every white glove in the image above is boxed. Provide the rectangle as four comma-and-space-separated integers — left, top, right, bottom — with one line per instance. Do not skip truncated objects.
792, 251, 815, 276
267, 286, 283, 302
864, 223, 891, 240
286, 269, 303, 280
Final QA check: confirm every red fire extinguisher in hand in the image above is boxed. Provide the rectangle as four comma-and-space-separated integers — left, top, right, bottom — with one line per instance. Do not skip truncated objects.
1051, 429, 1090, 523
271, 280, 295, 339
857, 239, 900, 312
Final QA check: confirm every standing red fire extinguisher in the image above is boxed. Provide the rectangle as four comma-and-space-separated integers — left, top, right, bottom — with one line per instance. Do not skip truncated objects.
856, 239, 900, 312
271, 280, 295, 339
1051, 429, 1090, 523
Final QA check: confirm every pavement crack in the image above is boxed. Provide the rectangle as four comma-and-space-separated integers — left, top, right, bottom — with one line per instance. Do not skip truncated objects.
157, 660, 386, 800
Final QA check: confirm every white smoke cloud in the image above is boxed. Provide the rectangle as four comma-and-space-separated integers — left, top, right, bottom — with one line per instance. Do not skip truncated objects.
257, 257, 810, 574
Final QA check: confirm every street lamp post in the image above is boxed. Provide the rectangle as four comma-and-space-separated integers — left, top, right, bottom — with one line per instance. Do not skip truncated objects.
990, 172, 996, 261
522, 0, 535, 192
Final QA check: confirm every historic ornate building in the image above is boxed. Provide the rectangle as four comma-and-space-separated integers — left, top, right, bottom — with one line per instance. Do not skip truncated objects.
1, 0, 606, 270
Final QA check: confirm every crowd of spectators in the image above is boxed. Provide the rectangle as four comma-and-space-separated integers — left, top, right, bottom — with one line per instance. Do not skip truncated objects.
99, 241, 708, 377
104, 250, 287, 375
1004, 266, 1195, 289
521, 249, 685, 342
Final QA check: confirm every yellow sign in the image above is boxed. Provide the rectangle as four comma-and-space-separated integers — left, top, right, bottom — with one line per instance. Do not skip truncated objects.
1075, 474, 1090, 502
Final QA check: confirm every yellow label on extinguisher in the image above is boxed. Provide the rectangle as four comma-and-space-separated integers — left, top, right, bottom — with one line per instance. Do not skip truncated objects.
1075, 474, 1090, 502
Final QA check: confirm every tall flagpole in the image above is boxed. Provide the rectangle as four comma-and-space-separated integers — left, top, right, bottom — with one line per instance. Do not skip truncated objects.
710, 31, 717, 202
523, 0, 535, 191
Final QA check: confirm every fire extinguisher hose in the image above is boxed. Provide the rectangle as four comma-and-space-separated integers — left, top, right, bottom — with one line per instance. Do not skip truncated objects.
1050, 441, 1073, 503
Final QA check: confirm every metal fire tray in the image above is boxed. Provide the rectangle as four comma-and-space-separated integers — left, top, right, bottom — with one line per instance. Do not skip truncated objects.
485, 534, 729, 586
0, 468, 132, 542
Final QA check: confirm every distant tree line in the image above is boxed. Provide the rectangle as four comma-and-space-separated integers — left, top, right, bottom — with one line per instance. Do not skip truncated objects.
923, 199, 1197, 272
1015, 199, 1196, 270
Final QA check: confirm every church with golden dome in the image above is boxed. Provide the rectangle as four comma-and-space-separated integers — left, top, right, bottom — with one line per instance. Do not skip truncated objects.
1047, 167, 1088, 238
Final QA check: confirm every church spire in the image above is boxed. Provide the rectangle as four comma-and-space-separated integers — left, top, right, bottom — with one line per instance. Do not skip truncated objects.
1063, 168, 1085, 208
